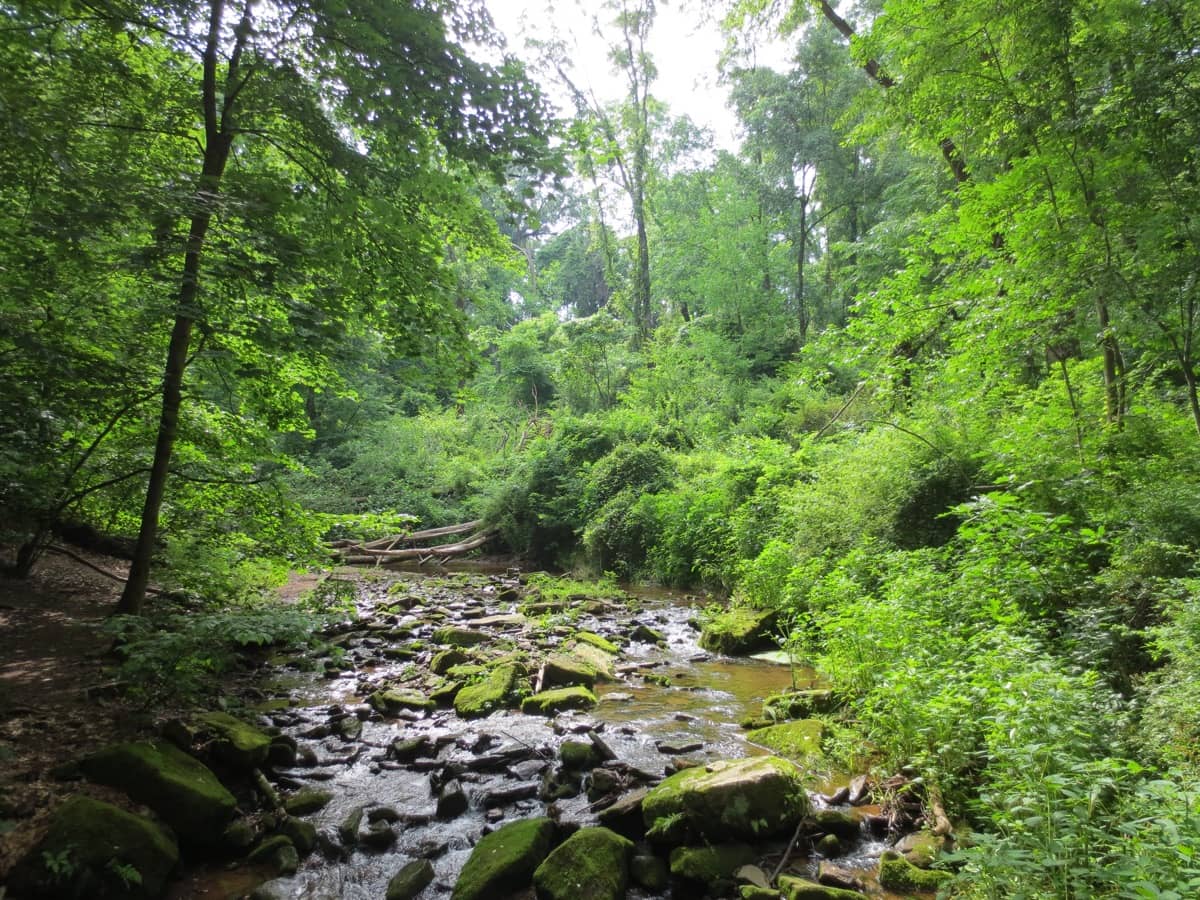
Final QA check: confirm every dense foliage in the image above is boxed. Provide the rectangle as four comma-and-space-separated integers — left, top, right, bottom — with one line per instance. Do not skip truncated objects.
3, 0, 1200, 894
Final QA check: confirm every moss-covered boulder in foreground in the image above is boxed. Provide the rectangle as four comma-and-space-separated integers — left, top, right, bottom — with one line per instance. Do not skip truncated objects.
699, 606, 778, 655
533, 826, 633, 900
642, 756, 810, 844
877, 850, 952, 891
79, 740, 236, 845
8, 796, 179, 899
669, 843, 757, 883
521, 685, 598, 715
451, 816, 556, 900
195, 710, 272, 770
778, 875, 866, 899
744, 720, 825, 762
454, 664, 521, 718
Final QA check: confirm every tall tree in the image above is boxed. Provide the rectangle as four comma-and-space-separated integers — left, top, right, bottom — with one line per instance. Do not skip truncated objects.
0, 0, 554, 609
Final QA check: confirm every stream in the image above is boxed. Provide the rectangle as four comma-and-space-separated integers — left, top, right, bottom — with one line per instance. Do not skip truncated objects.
173, 567, 899, 899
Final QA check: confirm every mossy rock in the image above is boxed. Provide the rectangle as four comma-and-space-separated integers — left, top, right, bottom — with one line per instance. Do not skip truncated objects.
744, 720, 825, 762
79, 740, 236, 846
642, 756, 810, 845
877, 850, 952, 892
455, 664, 521, 719
369, 688, 435, 716
699, 606, 778, 655
432, 626, 489, 647
277, 816, 316, 856
778, 876, 864, 899
246, 834, 299, 876
196, 711, 272, 771
762, 689, 836, 721
431, 648, 471, 674
560, 740, 601, 769
521, 686, 598, 716
284, 788, 333, 816
568, 643, 617, 681
451, 816, 556, 900
741, 886, 783, 900
540, 654, 598, 689
387, 858, 436, 900
669, 843, 757, 883
894, 829, 949, 868
574, 631, 620, 654
813, 809, 860, 840
631, 852, 669, 891
533, 826, 633, 900
7, 796, 179, 899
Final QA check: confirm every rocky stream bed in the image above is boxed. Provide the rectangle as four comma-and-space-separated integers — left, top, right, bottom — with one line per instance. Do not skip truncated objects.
5, 567, 954, 899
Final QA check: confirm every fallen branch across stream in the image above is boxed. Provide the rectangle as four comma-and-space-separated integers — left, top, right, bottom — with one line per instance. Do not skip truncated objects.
330, 523, 497, 566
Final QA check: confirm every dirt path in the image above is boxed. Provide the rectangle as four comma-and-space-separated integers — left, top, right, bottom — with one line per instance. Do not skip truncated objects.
0, 548, 137, 876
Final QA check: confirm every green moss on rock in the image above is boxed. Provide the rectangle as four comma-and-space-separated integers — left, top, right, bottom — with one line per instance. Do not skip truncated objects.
7, 796, 179, 899
568, 643, 617, 680
284, 788, 333, 816
541, 654, 599, 689
669, 843, 757, 883
744, 720, 825, 762
454, 665, 521, 718
642, 756, 810, 844
533, 826, 633, 900
196, 711, 272, 770
778, 876, 864, 899
369, 688, 435, 716
699, 606, 778, 655
574, 631, 620, 654
387, 859, 436, 900
521, 685, 598, 716
79, 740, 236, 845
762, 689, 836, 721
451, 816, 556, 900
433, 626, 489, 647
877, 850, 952, 892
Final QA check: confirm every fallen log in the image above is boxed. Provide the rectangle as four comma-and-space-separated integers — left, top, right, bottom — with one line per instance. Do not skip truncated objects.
331, 527, 496, 565
327, 519, 483, 550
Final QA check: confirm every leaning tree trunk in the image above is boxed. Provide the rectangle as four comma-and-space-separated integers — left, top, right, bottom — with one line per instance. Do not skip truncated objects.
119, 0, 242, 614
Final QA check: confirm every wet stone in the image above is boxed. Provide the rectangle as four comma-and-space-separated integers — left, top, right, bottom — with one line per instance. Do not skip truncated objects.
387, 858, 436, 900
437, 779, 470, 819
338, 806, 365, 845
817, 861, 865, 891
656, 739, 704, 754
360, 822, 397, 850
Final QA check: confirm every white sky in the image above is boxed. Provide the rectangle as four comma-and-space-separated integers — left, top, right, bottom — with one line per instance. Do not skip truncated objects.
486, 0, 790, 152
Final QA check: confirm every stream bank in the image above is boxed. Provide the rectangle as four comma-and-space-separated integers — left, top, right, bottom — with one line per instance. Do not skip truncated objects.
6, 566, 951, 899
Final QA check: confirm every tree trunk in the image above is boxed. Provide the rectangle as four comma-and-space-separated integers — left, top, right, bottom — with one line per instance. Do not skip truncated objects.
119, 0, 238, 614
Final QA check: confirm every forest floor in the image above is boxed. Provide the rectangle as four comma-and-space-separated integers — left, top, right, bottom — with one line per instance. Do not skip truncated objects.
0, 547, 144, 877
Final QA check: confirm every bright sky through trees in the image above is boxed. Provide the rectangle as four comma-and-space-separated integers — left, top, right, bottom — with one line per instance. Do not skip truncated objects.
487, 0, 782, 151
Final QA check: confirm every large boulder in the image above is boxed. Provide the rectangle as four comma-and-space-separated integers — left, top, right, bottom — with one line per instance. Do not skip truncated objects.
454, 664, 521, 718
532, 826, 633, 900
7, 796, 179, 898
642, 756, 810, 844
452, 816, 556, 900
195, 711, 272, 770
79, 741, 236, 845
698, 606, 778, 655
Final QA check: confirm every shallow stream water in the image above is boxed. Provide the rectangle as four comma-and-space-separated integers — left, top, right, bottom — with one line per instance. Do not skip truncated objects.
172, 568, 899, 899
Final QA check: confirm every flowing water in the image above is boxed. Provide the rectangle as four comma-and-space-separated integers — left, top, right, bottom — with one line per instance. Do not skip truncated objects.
175, 569, 901, 899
